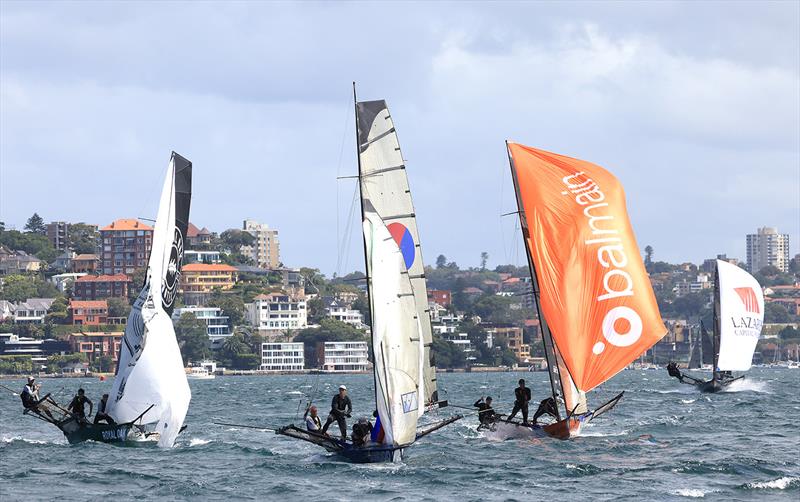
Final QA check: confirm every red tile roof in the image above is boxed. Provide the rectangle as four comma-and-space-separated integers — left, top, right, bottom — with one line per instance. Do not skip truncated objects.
187, 222, 212, 238
182, 263, 238, 272
73, 254, 99, 261
75, 274, 131, 283
101, 219, 153, 231
69, 300, 108, 309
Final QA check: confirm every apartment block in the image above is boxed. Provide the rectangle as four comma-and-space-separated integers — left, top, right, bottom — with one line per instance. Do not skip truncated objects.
260, 342, 305, 371
746, 227, 790, 273
241, 219, 280, 269
100, 219, 153, 275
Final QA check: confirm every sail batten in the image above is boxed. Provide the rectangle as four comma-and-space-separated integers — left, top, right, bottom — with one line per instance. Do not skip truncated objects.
507, 142, 666, 394
356, 99, 438, 407
108, 152, 192, 447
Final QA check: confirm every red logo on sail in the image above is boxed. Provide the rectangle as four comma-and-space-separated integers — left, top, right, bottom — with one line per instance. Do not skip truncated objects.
734, 287, 760, 314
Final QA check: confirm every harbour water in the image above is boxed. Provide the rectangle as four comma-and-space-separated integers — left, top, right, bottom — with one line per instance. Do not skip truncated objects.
1, 368, 798, 501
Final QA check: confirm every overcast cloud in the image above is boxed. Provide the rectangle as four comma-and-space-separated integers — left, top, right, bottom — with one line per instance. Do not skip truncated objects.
1, 1, 798, 274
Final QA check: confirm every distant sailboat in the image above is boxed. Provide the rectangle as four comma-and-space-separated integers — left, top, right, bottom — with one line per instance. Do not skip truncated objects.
275, 87, 460, 462
506, 142, 667, 439
20, 152, 193, 446
667, 260, 764, 392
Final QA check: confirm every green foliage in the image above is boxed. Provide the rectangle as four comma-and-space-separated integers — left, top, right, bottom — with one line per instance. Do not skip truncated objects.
24, 213, 46, 234
0, 275, 38, 302
649, 261, 674, 273
659, 292, 710, 320
351, 293, 371, 327
470, 294, 523, 324
90, 355, 115, 372
68, 223, 99, 255
0, 229, 57, 263
219, 229, 255, 253
107, 297, 131, 318
431, 335, 466, 369
436, 254, 447, 269
175, 312, 211, 364
779, 325, 800, 340
294, 318, 364, 344
215, 332, 259, 370
0, 355, 35, 374
306, 296, 327, 324
46, 353, 86, 373
480, 252, 489, 270
206, 290, 245, 327
754, 266, 796, 287
765, 302, 792, 323
644, 245, 654, 267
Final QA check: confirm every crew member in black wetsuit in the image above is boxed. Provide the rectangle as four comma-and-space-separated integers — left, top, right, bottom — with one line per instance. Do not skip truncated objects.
506, 379, 531, 425
473, 396, 498, 428
351, 417, 373, 446
532, 396, 558, 425
93, 394, 115, 425
68, 388, 93, 423
321, 385, 352, 439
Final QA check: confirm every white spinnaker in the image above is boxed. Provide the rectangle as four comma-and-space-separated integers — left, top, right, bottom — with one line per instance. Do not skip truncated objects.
716, 259, 764, 372
364, 210, 422, 447
108, 157, 191, 447
357, 99, 436, 407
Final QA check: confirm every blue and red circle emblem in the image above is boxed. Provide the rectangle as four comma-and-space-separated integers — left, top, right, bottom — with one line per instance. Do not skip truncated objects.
387, 223, 415, 270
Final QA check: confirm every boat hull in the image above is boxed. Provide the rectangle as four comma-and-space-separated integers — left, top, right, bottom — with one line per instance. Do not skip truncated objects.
59, 418, 158, 445
276, 425, 404, 463
542, 417, 583, 439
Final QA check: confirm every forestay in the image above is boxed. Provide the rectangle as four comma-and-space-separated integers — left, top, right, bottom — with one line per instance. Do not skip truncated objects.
507, 143, 666, 394
108, 152, 192, 447
716, 259, 764, 372
363, 207, 423, 447
356, 99, 437, 407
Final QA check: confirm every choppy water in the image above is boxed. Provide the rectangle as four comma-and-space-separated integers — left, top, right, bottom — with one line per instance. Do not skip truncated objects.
1, 368, 798, 501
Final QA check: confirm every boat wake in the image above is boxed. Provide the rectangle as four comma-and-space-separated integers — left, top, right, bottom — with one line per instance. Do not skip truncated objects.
720, 379, 771, 394
672, 488, 718, 498
481, 422, 539, 441
188, 438, 211, 447
742, 476, 800, 490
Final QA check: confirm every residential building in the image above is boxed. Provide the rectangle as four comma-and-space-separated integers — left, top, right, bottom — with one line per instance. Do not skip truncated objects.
318, 341, 369, 372
51, 250, 75, 270
432, 313, 464, 336
428, 290, 452, 307
69, 300, 109, 325
180, 263, 239, 305
71, 254, 99, 273
0, 301, 14, 322
46, 221, 70, 252
184, 250, 222, 264
0, 334, 70, 367
0, 250, 45, 274
746, 227, 790, 273
186, 223, 213, 248
172, 306, 232, 345
674, 274, 712, 297
246, 292, 307, 336
325, 298, 364, 328
67, 332, 123, 362
73, 274, 132, 300
50, 272, 87, 294
701, 254, 739, 273
100, 219, 153, 275
12, 298, 55, 324
260, 342, 305, 371
484, 324, 530, 363
241, 219, 280, 269
440, 331, 476, 361
767, 298, 800, 316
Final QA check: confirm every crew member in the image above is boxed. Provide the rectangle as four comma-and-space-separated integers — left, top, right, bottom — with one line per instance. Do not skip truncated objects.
68, 388, 93, 423
371, 409, 385, 444
304, 405, 322, 432
531, 396, 558, 425
473, 396, 498, 428
506, 379, 531, 425
321, 385, 352, 439
20, 377, 39, 410
93, 394, 116, 425
351, 417, 373, 447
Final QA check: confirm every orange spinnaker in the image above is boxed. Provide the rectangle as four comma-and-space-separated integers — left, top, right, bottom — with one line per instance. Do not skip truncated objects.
509, 142, 666, 392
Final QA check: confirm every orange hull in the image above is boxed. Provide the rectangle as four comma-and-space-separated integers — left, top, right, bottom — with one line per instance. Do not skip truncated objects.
542, 417, 582, 440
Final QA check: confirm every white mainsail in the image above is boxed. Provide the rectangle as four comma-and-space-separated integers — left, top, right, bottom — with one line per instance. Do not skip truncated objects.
356, 99, 437, 407
108, 152, 192, 447
363, 208, 422, 447
716, 259, 764, 372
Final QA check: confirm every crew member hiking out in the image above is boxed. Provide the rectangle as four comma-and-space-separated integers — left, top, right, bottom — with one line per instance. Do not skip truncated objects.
94, 394, 116, 425
506, 379, 531, 425
304, 405, 322, 432
473, 396, 498, 429
20, 377, 54, 419
68, 388, 93, 423
321, 385, 352, 439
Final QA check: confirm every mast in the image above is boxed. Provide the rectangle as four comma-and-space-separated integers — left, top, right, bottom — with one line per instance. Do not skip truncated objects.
505, 142, 565, 420
712, 264, 720, 382
353, 82, 380, 411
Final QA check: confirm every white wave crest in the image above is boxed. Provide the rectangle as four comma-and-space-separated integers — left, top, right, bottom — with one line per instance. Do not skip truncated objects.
673, 488, 711, 498
189, 438, 211, 446
721, 379, 771, 394
745, 477, 799, 490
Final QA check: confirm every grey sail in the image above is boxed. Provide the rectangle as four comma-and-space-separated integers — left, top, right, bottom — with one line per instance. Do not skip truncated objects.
356, 99, 438, 406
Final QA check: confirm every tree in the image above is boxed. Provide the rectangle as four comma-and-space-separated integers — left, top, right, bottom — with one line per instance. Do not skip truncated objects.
294, 318, 364, 344
45, 297, 69, 324
436, 254, 447, 269
351, 293, 371, 327
24, 213, 46, 234
431, 335, 466, 369
779, 326, 800, 340
480, 252, 489, 271
644, 245, 653, 267
107, 297, 131, 318
68, 223, 99, 255
0, 229, 57, 263
219, 229, 256, 253
175, 312, 211, 364
0, 275, 38, 302
306, 296, 328, 324
765, 303, 792, 323
206, 291, 245, 327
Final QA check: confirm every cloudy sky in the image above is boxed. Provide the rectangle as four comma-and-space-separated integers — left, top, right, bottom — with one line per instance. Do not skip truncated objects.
1, 1, 798, 275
